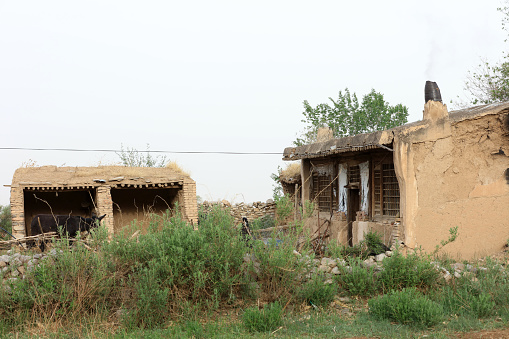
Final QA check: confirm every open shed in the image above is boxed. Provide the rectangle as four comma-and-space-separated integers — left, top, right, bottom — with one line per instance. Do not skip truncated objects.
9, 166, 197, 238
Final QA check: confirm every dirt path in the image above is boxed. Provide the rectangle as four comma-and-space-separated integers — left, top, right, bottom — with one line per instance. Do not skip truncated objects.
451, 328, 509, 338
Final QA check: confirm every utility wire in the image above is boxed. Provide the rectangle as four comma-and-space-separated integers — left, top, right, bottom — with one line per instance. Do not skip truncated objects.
0, 147, 283, 155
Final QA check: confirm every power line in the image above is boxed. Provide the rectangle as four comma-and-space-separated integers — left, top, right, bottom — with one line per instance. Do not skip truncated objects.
0, 147, 283, 155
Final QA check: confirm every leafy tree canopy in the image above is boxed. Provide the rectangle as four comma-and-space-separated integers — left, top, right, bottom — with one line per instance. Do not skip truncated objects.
458, 2, 509, 106
294, 88, 408, 146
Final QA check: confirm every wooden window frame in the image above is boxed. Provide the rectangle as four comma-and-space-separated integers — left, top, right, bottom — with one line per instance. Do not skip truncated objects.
371, 157, 400, 220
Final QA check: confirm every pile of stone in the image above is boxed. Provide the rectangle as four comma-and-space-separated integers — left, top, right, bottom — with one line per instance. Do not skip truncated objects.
200, 199, 276, 225
243, 249, 489, 285
0, 249, 61, 292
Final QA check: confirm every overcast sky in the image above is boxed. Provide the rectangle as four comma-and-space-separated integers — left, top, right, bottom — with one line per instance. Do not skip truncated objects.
0, 0, 507, 206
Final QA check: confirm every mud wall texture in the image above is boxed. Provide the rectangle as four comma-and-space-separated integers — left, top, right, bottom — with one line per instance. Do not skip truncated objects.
302, 212, 349, 245
399, 105, 509, 259
199, 200, 276, 225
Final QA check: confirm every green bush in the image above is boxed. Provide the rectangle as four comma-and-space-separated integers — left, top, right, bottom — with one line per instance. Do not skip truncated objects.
296, 273, 338, 306
250, 214, 275, 230
377, 249, 440, 292
105, 206, 247, 324
369, 288, 444, 328
242, 302, 283, 332
440, 283, 495, 319
0, 235, 115, 323
337, 258, 378, 297
364, 231, 386, 256
250, 227, 308, 302
274, 194, 294, 225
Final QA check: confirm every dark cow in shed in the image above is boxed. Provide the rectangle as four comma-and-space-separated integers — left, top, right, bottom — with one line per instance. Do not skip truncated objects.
30, 214, 106, 251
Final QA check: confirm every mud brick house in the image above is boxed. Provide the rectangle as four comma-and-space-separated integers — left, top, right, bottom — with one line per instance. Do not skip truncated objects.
9, 166, 197, 238
283, 98, 509, 259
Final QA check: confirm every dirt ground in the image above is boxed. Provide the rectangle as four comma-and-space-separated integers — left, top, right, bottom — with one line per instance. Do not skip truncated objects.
451, 328, 509, 338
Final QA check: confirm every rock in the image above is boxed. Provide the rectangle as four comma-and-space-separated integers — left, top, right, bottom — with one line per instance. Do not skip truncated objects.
335, 258, 347, 266
363, 257, 375, 266
321, 257, 336, 268
385, 251, 393, 257
0, 261, 6, 268
323, 279, 333, 285
443, 271, 452, 282
11, 270, 19, 277
338, 296, 351, 303
266, 199, 274, 204
375, 253, 386, 262
17, 266, 25, 275
451, 263, 465, 272
0, 255, 10, 263
454, 271, 461, 279
20, 255, 31, 263
331, 267, 341, 275
318, 265, 330, 273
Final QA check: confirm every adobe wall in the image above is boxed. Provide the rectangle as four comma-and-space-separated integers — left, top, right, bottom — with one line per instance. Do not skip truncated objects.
395, 102, 509, 259
303, 212, 348, 245
352, 221, 396, 248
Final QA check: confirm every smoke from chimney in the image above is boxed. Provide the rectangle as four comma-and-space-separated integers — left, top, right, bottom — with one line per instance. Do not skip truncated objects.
425, 81, 442, 103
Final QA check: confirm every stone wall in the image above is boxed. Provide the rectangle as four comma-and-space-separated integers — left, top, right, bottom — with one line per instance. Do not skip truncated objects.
200, 200, 276, 225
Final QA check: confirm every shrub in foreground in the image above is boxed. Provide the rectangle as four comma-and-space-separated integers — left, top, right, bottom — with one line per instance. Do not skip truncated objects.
369, 287, 444, 328
439, 280, 495, 319
337, 258, 378, 297
378, 249, 440, 292
296, 273, 337, 306
242, 301, 283, 332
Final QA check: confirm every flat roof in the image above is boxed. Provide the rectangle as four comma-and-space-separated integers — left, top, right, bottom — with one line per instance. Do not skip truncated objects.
283, 101, 509, 161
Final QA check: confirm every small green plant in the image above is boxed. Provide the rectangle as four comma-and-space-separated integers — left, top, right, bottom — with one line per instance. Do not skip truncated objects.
337, 258, 378, 297
432, 226, 458, 256
242, 302, 283, 332
369, 287, 444, 328
274, 194, 294, 225
250, 215, 275, 230
440, 283, 495, 319
364, 230, 386, 256
296, 273, 338, 306
377, 248, 440, 293
302, 200, 315, 219
116, 143, 167, 167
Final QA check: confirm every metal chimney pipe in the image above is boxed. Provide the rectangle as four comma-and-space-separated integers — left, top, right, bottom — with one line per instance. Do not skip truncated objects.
424, 81, 442, 103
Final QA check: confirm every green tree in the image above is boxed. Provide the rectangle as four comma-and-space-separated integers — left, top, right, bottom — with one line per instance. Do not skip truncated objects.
294, 88, 408, 146
116, 144, 168, 167
458, 2, 509, 106
0, 205, 12, 240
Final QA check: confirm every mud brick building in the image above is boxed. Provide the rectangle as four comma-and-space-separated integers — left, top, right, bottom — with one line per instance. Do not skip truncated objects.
283, 96, 509, 259
9, 166, 197, 238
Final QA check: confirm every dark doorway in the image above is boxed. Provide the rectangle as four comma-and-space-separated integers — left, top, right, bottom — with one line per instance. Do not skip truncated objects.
24, 189, 97, 236
347, 188, 360, 246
